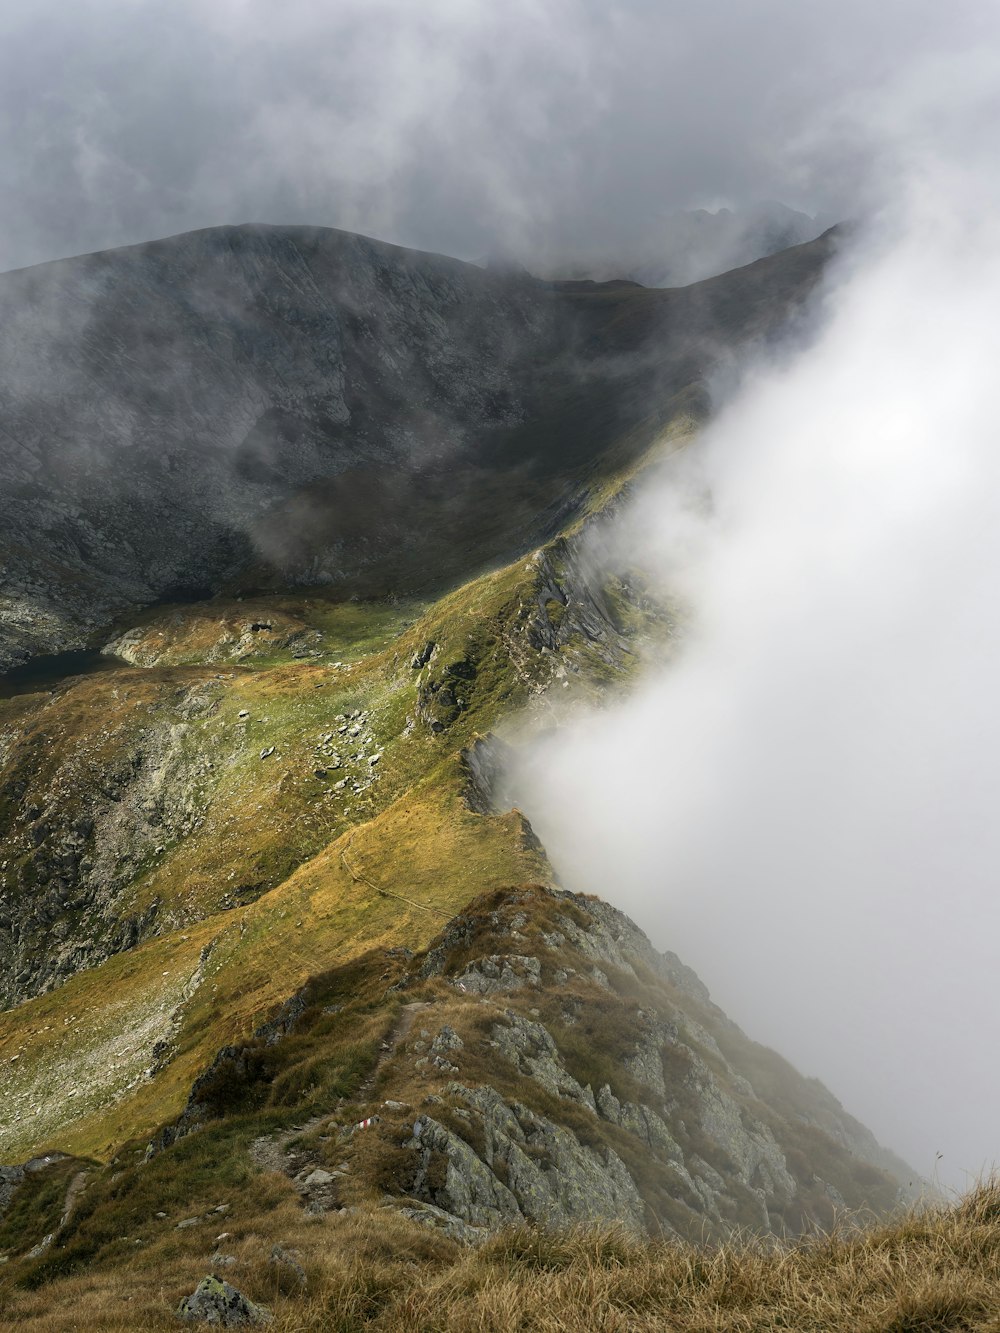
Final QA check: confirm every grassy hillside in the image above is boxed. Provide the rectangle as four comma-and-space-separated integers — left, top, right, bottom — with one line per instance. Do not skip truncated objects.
3, 1186, 998, 1332
0, 442, 680, 1166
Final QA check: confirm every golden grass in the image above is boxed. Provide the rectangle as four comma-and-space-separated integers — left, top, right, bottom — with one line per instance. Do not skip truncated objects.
0, 549, 559, 1165
0, 770, 548, 1164
5, 1186, 1000, 1331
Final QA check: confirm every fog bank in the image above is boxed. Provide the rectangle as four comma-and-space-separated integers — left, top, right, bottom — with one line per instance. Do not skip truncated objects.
511, 146, 1000, 1188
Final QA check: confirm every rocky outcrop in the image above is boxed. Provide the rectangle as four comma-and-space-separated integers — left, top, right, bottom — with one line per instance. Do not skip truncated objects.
126, 883, 915, 1247
373, 885, 917, 1240
406, 1083, 647, 1231
0, 680, 220, 1007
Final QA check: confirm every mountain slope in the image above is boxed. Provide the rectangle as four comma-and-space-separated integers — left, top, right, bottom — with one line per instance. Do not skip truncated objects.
0, 223, 922, 1327
0, 223, 836, 672
0, 883, 918, 1320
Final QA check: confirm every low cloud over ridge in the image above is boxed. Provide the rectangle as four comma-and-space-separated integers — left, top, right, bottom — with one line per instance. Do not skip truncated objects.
510, 115, 1000, 1187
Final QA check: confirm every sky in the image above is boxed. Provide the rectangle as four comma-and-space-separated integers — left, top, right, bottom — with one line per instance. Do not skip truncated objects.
4, 0, 1000, 1191
0, 0, 993, 274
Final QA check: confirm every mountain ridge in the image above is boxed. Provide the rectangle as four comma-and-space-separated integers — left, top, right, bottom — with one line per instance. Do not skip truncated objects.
0, 221, 921, 1327
0, 221, 838, 673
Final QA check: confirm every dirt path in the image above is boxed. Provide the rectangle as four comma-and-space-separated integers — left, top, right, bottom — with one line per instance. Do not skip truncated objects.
355, 1001, 429, 1102
340, 837, 452, 922
250, 1000, 430, 1180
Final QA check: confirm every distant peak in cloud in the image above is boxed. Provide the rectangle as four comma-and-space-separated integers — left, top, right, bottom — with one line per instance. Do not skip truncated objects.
519, 201, 825, 287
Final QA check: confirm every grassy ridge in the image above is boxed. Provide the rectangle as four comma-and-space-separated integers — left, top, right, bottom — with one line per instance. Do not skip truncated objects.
0, 533, 617, 1163
3, 1186, 999, 1330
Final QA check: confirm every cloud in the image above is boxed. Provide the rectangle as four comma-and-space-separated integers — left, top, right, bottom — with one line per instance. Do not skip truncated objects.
507, 70, 1000, 1186
0, 0, 995, 272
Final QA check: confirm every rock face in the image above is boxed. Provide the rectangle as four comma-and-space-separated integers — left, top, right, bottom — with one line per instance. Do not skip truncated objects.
136, 884, 915, 1246
0, 676, 219, 1006
406, 1082, 648, 1231
368, 886, 915, 1240
0, 222, 837, 673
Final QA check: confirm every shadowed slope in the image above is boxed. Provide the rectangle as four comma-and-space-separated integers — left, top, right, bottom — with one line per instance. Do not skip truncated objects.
0, 224, 839, 671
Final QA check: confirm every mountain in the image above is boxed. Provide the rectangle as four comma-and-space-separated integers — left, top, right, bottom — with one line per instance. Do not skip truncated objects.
627, 201, 824, 288
0, 222, 833, 673
0, 223, 919, 1326
527, 202, 824, 289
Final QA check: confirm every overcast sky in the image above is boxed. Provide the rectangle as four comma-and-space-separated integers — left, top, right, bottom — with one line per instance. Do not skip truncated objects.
0, 0, 994, 273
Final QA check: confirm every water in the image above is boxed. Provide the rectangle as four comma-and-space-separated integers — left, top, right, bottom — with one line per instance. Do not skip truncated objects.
0, 649, 126, 698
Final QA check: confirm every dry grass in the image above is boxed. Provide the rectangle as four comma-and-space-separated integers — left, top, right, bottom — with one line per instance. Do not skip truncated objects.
5, 1186, 1000, 1331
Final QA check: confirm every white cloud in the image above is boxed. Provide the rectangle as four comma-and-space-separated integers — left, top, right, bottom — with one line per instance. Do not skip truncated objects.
510, 113, 1000, 1185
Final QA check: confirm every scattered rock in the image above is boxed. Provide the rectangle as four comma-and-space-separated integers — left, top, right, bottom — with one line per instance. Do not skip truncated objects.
294, 1166, 341, 1213
301, 1168, 335, 1189
25, 1233, 54, 1259
410, 641, 436, 669
269, 1244, 307, 1290
455, 955, 541, 996
430, 1026, 464, 1054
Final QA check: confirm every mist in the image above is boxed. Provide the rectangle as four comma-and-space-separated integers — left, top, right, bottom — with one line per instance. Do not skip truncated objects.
0, 0, 993, 275
509, 129, 1000, 1188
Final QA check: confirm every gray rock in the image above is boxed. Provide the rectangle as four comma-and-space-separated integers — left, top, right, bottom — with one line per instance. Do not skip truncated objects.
455, 954, 541, 995
301, 1168, 335, 1189
491, 1012, 596, 1109
430, 1026, 464, 1054
407, 1110, 521, 1228
405, 1084, 646, 1232
177, 1275, 271, 1325
269, 1244, 307, 1290
394, 1200, 488, 1244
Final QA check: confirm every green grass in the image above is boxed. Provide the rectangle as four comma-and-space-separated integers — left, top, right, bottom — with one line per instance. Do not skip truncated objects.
0, 419, 680, 1182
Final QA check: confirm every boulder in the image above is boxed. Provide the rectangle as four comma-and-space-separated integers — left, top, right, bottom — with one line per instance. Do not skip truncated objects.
177, 1274, 271, 1325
